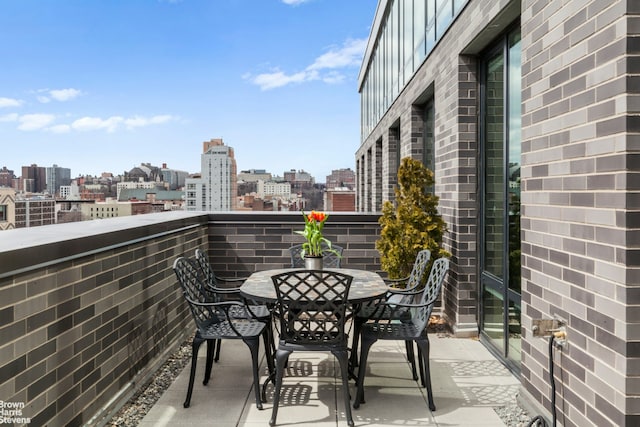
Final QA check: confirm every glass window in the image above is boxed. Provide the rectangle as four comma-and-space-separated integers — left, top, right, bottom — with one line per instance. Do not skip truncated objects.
424, 99, 435, 175
0, 205, 6, 222
436, 0, 453, 39
403, 0, 413, 81
413, 0, 426, 65
508, 30, 522, 293
483, 50, 505, 279
480, 25, 522, 368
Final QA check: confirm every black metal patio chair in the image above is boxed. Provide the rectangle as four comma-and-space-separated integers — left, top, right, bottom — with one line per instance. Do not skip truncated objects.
288, 243, 344, 268
350, 249, 432, 379
269, 269, 355, 426
353, 257, 449, 411
173, 256, 270, 410
193, 248, 275, 364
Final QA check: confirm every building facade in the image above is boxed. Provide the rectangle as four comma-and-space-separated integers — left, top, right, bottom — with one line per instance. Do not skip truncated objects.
326, 168, 356, 190
358, 0, 640, 425
15, 198, 55, 227
0, 166, 15, 188
256, 180, 292, 198
0, 187, 15, 230
46, 164, 71, 195
20, 164, 47, 193
185, 138, 238, 211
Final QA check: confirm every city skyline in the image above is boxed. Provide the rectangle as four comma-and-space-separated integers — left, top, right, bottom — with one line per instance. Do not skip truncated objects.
0, 160, 348, 184
0, 0, 377, 180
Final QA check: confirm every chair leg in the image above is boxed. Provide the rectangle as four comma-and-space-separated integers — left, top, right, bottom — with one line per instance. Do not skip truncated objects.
405, 341, 418, 381
184, 336, 204, 408
415, 337, 435, 411
334, 349, 355, 426
214, 338, 222, 362
244, 337, 264, 410
350, 317, 364, 367
204, 339, 215, 385
353, 335, 376, 409
417, 345, 426, 387
270, 348, 291, 426
261, 326, 276, 403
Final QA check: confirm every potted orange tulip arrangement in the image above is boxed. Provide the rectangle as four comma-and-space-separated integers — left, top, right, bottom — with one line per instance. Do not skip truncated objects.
296, 210, 340, 269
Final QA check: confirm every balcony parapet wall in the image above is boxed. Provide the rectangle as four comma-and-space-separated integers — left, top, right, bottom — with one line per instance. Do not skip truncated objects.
0, 211, 382, 426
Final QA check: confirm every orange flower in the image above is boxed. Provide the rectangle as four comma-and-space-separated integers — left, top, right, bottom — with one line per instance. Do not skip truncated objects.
295, 210, 339, 258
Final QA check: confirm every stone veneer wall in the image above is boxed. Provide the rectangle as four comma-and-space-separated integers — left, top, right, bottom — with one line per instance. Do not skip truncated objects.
0, 211, 382, 426
520, 0, 640, 425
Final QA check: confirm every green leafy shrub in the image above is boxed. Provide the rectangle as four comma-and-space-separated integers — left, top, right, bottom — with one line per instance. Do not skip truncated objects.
376, 157, 449, 278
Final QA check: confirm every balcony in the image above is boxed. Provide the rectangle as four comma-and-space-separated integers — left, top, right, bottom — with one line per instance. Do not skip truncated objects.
0, 211, 382, 426
0, 211, 520, 426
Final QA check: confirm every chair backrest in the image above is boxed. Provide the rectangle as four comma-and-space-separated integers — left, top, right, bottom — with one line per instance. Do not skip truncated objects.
194, 248, 216, 288
288, 243, 344, 268
271, 270, 353, 346
173, 256, 218, 330
402, 249, 432, 291
413, 257, 449, 331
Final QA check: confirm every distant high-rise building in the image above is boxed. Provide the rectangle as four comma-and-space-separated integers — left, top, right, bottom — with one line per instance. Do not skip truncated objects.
185, 138, 238, 211
0, 167, 15, 188
21, 164, 46, 193
160, 163, 189, 190
46, 164, 71, 195
326, 168, 355, 190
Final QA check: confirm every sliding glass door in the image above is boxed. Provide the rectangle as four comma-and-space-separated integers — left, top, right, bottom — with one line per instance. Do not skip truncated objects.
479, 26, 521, 370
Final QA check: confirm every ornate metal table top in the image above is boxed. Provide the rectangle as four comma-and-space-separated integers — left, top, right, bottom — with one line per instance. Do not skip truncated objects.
240, 268, 389, 304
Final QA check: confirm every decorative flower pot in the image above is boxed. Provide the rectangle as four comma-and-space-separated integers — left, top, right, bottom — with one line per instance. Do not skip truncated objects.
304, 256, 323, 270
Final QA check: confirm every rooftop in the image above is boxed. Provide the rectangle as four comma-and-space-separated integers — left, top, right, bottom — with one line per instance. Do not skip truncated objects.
138, 333, 521, 426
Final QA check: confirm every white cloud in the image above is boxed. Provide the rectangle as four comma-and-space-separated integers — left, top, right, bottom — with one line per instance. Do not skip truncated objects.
36, 88, 83, 103
49, 88, 83, 102
71, 116, 124, 133
282, 0, 311, 5
247, 38, 367, 90
124, 115, 173, 129
0, 97, 23, 108
249, 70, 317, 91
307, 39, 367, 70
49, 124, 71, 134
70, 114, 175, 132
321, 71, 345, 84
0, 113, 18, 122
18, 114, 55, 131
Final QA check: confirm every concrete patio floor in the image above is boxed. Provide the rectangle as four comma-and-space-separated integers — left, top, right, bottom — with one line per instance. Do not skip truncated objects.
139, 334, 520, 426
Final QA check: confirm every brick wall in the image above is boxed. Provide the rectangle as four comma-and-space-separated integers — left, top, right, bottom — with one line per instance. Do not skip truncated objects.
205, 212, 382, 275
0, 213, 207, 426
520, 0, 640, 425
356, 0, 515, 335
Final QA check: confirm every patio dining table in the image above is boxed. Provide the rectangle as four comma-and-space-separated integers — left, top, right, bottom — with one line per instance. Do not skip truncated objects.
239, 267, 390, 389
239, 267, 390, 305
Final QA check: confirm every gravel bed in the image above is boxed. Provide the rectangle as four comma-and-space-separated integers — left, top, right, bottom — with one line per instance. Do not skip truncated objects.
106, 338, 193, 427
107, 319, 538, 426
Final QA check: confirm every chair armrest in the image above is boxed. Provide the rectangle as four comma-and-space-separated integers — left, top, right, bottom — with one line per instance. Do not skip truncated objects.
386, 287, 422, 296
183, 297, 244, 309
208, 285, 243, 294
215, 275, 247, 283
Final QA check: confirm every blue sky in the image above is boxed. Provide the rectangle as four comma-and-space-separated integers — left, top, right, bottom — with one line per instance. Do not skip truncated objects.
0, 0, 377, 181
